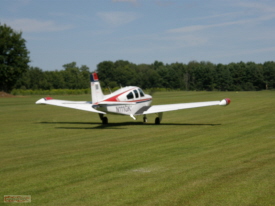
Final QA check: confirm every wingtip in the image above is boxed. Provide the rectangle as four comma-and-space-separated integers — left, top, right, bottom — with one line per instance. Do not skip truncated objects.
35, 98, 45, 104
35, 97, 52, 104
219, 98, 231, 106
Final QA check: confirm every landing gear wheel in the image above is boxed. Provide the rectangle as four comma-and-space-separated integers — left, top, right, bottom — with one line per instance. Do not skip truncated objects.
143, 117, 147, 123
155, 117, 160, 125
102, 117, 108, 124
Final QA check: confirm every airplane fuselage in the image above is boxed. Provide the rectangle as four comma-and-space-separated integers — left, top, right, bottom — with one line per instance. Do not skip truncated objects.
93, 86, 152, 116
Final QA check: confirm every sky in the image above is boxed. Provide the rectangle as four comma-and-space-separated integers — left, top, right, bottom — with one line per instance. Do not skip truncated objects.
1, 0, 275, 71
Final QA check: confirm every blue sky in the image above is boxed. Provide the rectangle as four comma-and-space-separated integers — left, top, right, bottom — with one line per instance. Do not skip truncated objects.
1, 0, 275, 71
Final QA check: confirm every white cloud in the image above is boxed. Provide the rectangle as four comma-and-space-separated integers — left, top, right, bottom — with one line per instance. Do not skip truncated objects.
167, 1, 275, 34
237, 1, 275, 13
167, 20, 243, 33
97, 12, 139, 27
2, 18, 73, 33
167, 15, 275, 33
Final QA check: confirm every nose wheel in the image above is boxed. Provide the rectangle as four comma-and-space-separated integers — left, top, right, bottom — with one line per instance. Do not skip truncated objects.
143, 115, 147, 123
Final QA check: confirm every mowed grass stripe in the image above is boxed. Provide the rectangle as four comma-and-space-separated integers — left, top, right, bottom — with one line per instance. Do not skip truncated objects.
0, 91, 274, 205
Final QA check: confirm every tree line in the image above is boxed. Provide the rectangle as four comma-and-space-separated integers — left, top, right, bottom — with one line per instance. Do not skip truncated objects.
14, 60, 275, 92
1, 23, 275, 93
15, 62, 90, 90
97, 60, 275, 91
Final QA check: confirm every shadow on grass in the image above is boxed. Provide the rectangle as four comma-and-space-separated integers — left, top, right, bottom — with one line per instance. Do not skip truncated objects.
38, 121, 221, 129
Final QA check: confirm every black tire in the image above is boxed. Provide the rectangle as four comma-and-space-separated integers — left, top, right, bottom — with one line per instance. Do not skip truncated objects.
155, 117, 160, 125
102, 117, 108, 124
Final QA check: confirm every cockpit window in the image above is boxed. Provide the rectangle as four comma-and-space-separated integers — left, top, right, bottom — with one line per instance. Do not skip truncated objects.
138, 88, 145, 97
134, 90, 139, 98
127, 92, 134, 100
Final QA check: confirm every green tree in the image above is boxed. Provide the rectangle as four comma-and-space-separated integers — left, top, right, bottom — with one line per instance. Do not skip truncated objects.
263, 61, 275, 90
187, 61, 200, 90
97, 61, 115, 86
62, 62, 85, 89
215, 64, 233, 91
170, 63, 187, 90
0, 23, 30, 92
228, 62, 246, 91
113, 60, 137, 86
79, 65, 90, 88
135, 64, 151, 88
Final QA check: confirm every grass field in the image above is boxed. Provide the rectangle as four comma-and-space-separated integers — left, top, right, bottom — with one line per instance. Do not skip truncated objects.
1, 91, 275, 205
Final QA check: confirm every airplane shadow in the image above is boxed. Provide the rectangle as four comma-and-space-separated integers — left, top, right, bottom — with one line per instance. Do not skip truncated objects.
38, 121, 221, 130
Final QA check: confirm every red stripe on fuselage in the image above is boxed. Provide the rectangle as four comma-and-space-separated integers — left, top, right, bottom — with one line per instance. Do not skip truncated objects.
127, 98, 152, 103
93, 89, 133, 105
103, 89, 133, 102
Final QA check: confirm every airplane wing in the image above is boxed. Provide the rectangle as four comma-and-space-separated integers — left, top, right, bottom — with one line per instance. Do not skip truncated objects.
35, 97, 106, 114
142, 99, 230, 115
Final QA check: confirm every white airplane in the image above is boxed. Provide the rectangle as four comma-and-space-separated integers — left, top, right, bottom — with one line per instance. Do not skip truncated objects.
36, 73, 231, 124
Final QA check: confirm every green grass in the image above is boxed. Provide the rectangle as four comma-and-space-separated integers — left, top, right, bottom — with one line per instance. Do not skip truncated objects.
1, 91, 275, 205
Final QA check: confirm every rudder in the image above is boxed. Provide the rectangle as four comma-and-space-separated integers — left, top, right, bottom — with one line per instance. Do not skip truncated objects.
90, 73, 104, 103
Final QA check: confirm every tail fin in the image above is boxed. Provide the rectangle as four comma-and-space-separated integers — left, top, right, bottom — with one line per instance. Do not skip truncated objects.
90, 73, 104, 103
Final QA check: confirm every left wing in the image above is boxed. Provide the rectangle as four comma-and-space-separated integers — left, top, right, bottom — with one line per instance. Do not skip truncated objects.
143, 99, 230, 115
35, 97, 106, 114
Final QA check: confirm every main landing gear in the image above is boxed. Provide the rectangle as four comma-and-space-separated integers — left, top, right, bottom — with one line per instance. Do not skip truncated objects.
155, 117, 160, 124
143, 113, 163, 125
99, 114, 108, 124
99, 113, 163, 125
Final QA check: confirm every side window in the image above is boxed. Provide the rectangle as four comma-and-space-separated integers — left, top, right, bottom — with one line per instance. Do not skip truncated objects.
138, 88, 145, 97
127, 92, 134, 100
134, 90, 139, 98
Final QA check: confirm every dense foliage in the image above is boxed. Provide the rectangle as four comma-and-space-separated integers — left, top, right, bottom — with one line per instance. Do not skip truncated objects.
0, 23, 30, 92
98, 60, 275, 91
14, 60, 275, 92
15, 62, 90, 90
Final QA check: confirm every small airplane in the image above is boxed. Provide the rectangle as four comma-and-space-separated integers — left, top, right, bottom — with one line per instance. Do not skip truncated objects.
36, 72, 230, 124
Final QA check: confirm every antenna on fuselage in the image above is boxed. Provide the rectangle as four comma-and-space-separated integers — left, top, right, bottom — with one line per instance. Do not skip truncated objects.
108, 86, 112, 94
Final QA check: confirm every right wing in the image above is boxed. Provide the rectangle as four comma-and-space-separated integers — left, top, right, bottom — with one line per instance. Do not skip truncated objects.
35, 97, 106, 114
143, 99, 230, 115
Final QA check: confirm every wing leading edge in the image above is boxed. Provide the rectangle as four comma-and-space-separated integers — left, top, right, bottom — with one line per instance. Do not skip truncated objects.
142, 99, 230, 115
35, 97, 106, 114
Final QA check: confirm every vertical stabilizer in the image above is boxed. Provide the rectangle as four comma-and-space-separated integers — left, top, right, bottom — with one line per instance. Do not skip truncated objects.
90, 73, 104, 103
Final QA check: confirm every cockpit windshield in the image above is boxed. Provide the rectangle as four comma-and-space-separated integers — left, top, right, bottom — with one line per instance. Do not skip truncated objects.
138, 88, 145, 97
134, 90, 139, 98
